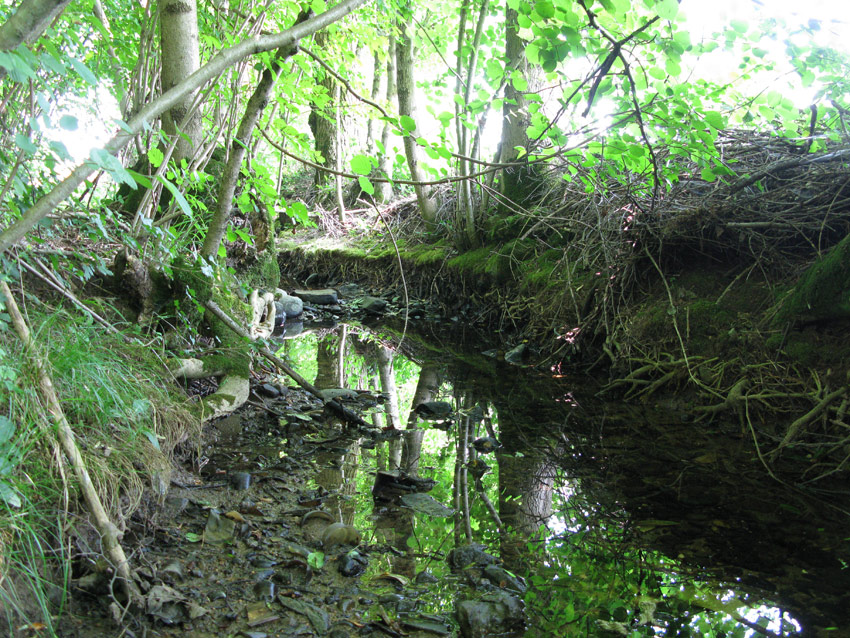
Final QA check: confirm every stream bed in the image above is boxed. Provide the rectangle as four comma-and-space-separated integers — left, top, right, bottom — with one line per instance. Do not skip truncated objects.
61, 312, 850, 638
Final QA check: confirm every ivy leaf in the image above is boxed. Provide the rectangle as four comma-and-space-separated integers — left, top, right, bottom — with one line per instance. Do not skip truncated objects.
350, 154, 372, 175
358, 175, 374, 195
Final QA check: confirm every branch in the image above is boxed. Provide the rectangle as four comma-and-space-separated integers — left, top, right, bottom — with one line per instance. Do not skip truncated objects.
299, 45, 389, 118
0, 0, 370, 255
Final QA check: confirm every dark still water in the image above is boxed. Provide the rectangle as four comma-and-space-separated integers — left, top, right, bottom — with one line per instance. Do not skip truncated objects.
272, 319, 850, 637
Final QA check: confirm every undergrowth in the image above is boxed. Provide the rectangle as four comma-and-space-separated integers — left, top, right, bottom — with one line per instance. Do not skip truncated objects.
0, 302, 198, 635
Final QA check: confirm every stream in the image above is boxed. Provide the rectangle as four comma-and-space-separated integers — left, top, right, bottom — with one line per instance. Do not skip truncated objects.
62, 310, 850, 637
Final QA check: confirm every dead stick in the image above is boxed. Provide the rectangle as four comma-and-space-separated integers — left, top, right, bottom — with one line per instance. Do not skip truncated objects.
0, 281, 141, 603
204, 300, 372, 428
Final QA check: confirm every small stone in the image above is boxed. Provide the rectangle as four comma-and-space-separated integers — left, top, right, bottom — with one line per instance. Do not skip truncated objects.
274, 290, 304, 318
293, 289, 338, 305
360, 296, 388, 315
321, 523, 361, 548
256, 383, 281, 398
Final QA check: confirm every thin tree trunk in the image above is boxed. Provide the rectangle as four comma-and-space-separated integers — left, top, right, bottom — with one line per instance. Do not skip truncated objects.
365, 49, 383, 151
377, 344, 402, 430
376, 36, 397, 204
396, 16, 437, 225
202, 30, 304, 258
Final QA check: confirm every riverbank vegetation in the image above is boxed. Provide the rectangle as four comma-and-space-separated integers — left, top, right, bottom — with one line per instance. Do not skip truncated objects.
1, 0, 849, 633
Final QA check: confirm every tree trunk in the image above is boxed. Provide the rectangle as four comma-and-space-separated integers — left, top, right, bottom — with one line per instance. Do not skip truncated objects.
498, 2, 535, 210
159, 0, 203, 164
365, 49, 383, 151
309, 29, 339, 203
396, 17, 437, 225
376, 36, 397, 204
455, 0, 489, 246
377, 345, 402, 430
315, 334, 342, 389
202, 28, 305, 259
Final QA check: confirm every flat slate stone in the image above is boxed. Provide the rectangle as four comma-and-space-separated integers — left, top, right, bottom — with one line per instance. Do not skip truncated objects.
293, 288, 338, 305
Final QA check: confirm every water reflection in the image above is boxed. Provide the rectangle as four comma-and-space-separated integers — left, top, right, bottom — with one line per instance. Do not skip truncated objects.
273, 321, 847, 636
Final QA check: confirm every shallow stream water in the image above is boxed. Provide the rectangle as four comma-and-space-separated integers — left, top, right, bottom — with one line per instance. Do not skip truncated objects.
62, 317, 849, 637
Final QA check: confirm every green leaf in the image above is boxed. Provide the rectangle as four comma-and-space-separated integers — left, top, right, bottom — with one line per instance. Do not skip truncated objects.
485, 59, 503, 83
534, 0, 555, 19
655, 0, 678, 20
185, 531, 202, 542
307, 551, 325, 569
59, 115, 79, 131
40, 52, 66, 76
0, 416, 15, 445
700, 166, 717, 182
704, 110, 725, 130
0, 481, 21, 508
68, 57, 98, 85
140, 429, 161, 451
358, 175, 374, 195
127, 170, 152, 189
15, 133, 37, 155
0, 51, 36, 83
155, 175, 193, 219
148, 147, 165, 168
48, 140, 72, 162
399, 115, 416, 133
350, 154, 372, 175
511, 70, 528, 92
730, 19, 748, 34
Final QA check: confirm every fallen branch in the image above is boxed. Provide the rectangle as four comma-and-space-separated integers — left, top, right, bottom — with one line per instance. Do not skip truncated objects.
204, 299, 372, 428
0, 280, 142, 605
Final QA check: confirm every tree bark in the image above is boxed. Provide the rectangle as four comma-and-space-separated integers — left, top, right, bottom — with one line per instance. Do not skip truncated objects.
375, 36, 397, 204
0, 0, 369, 255
498, 2, 535, 210
396, 16, 437, 225
309, 29, 340, 203
159, 0, 203, 163
0, 0, 71, 51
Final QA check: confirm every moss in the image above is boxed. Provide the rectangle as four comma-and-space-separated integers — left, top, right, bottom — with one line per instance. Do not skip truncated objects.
447, 246, 495, 272
775, 233, 850, 325
243, 249, 281, 291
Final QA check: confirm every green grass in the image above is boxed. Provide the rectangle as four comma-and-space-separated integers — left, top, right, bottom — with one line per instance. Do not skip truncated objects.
0, 305, 197, 635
